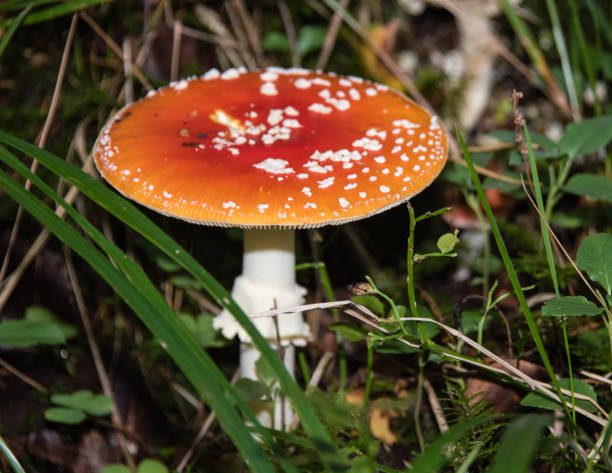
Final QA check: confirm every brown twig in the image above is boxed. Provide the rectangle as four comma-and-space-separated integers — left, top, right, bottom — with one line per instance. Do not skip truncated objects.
232, 0, 266, 67
175, 369, 241, 472
80, 11, 153, 91
316, 0, 349, 70
277, 0, 300, 67
64, 247, 137, 471
225, 0, 257, 69
0, 13, 78, 288
170, 19, 183, 82
0, 357, 46, 392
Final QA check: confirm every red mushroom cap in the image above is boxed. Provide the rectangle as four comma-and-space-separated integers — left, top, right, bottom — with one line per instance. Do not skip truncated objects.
93, 67, 447, 228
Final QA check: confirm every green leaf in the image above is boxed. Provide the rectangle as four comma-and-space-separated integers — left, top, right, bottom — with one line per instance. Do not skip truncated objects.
101, 465, 131, 473
51, 390, 112, 416
137, 459, 168, 473
329, 323, 368, 342
0, 0, 111, 27
486, 415, 550, 473
25, 305, 77, 339
44, 407, 86, 425
564, 173, 612, 203
576, 233, 612, 295
0, 4, 31, 58
154, 255, 181, 272
169, 274, 202, 289
297, 25, 327, 57
255, 354, 276, 386
352, 295, 384, 315
0, 133, 342, 472
558, 114, 612, 158
262, 31, 291, 52
0, 152, 281, 473
521, 378, 598, 413
234, 378, 270, 402
541, 296, 602, 317
0, 319, 65, 347
178, 313, 225, 348
437, 230, 460, 254
487, 129, 557, 149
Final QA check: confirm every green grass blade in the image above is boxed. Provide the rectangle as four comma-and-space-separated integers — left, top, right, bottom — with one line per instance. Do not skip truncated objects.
0, 131, 343, 471
0, 144, 305, 472
486, 415, 551, 473
0, 164, 284, 473
544, 0, 580, 118
0, 434, 26, 473
456, 128, 573, 425
0, 0, 58, 13
524, 124, 559, 295
0, 0, 110, 27
0, 5, 31, 58
567, 0, 600, 115
409, 415, 501, 473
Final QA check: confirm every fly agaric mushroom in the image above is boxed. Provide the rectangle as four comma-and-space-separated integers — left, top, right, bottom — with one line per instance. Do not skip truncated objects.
93, 67, 448, 429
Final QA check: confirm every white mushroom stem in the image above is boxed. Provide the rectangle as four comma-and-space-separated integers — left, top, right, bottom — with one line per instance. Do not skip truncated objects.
213, 228, 310, 430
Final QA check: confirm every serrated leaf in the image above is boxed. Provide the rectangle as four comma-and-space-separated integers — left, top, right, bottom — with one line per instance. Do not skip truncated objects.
541, 296, 602, 317
437, 231, 460, 254
137, 459, 168, 473
0, 319, 65, 347
558, 114, 612, 158
44, 407, 86, 425
564, 173, 612, 203
576, 233, 612, 295
521, 378, 597, 413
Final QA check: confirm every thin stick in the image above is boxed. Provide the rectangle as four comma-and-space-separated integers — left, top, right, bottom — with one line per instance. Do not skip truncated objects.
277, 0, 299, 67
316, 0, 349, 70
0, 13, 78, 287
175, 369, 241, 472
171, 19, 182, 82
64, 247, 137, 471
520, 177, 609, 311
252, 301, 608, 427
225, 0, 257, 69
317, 0, 428, 109
80, 11, 153, 91
0, 160, 92, 313
0, 357, 46, 392
289, 351, 335, 430
122, 37, 134, 105
422, 377, 448, 433
232, 0, 266, 67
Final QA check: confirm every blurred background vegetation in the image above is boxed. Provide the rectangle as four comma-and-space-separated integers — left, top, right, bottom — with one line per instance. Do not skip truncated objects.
0, 1, 611, 472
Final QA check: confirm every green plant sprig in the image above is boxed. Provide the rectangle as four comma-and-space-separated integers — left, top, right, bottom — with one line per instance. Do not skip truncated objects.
456, 127, 575, 427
